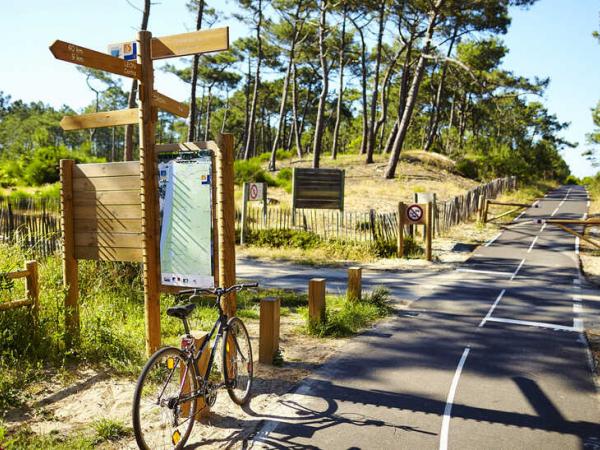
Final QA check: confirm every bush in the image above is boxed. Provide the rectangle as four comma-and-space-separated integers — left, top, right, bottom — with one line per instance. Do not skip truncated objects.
456, 157, 479, 180
234, 158, 277, 187
274, 167, 293, 192
564, 175, 580, 185
245, 229, 321, 249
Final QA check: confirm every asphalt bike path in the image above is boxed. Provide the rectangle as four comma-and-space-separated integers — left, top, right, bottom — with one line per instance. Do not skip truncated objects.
241, 185, 600, 449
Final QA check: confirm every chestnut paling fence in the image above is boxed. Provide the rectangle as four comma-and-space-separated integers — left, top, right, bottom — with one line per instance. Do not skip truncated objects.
0, 176, 516, 257
237, 176, 517, 243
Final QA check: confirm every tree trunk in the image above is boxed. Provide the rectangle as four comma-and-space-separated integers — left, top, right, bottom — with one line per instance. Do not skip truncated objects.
351, 16, 368, 156
204, 86, 212, 141
385, 0, 444, 179
424, 21, 458, 152
365, 3, 386, 163
188, 1, 205, 142
312, 0, 329, 169
291, 64, 303, 158
124, 0, 150, 161
244, 0, 263, 160
331, 5, 347, 160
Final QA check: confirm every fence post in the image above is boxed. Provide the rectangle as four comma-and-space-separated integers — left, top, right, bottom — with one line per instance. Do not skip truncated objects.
60, 159, 79, 344
240, 183, 248, 245
426, 202, 433, 262
25, 260, 39, 326
259, 297, 280, 364
397, 202, 405, 257
483, 199, 490, 224
308, 278, 326, 325
347, 267, 362, 302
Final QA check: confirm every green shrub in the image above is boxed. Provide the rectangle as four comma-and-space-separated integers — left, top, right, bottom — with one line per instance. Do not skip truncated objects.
564, 175, 580, 185
245, 229, 321, 249
456, 157, 479, 179
92, 418, 131, 444
274, 167, 293, 192
19, 146, 101, 186
234, 159, 277, 186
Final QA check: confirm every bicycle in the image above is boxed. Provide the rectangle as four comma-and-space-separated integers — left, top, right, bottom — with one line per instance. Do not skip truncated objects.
132, 283, 258, 450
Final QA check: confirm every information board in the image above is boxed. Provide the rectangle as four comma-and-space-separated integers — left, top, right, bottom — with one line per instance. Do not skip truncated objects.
159, 155, 214, 288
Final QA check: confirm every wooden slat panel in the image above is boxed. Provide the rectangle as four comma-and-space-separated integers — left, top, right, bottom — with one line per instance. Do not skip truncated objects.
75, 246, 143, 262
61, 108, 138, 131
73, 175, 139, 192
74, 232, 143, 248
295, 190, 341, 199
74, 162, 140, 178
74, 219, 142, 233
73, 204, 142, 220
73, 191, 141, 206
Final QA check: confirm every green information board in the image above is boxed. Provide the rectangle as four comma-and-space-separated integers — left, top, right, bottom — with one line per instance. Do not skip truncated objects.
159, 154, 213, 288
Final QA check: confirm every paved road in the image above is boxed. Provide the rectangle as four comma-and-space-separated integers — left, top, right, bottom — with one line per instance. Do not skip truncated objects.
244, 185, 600, 449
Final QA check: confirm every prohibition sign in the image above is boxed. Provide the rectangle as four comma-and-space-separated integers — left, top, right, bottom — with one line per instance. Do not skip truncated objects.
406, 204, 424, 222
249, 183, 260, 201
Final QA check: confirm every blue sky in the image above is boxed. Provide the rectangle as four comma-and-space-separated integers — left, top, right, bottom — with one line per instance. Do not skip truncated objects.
0, 0, 598, 177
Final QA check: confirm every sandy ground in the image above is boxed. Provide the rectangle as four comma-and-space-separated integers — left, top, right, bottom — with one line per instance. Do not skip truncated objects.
3, 314, 348, 448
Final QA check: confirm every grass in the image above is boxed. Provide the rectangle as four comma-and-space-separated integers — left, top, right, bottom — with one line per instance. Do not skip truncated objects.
92, 418, 132, 444
303, 287, 393, 338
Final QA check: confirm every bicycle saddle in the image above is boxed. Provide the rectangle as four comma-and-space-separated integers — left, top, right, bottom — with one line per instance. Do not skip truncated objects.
166, 303, 197, 319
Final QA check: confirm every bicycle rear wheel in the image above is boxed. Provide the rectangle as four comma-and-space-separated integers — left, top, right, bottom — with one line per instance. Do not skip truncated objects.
132, 346, 197, 450
222, 317, 254, 405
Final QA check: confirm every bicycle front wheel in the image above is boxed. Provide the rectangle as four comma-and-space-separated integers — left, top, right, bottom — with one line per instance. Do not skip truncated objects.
132, 346, 197, 450
222, 316, 254, 405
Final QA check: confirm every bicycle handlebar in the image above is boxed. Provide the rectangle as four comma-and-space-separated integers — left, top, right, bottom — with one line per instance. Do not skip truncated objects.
178, 282, 259, 297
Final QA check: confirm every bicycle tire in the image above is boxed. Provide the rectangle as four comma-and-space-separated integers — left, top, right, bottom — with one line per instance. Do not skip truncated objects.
132, 346, 197, 450
222, 316, 254, 405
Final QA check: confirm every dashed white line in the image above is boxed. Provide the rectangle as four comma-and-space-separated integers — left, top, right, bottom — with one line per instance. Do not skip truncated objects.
479, 289, 506, 327
574, 318, 584, 332
587, 200, 591, 208
485, 232, 502, 247
514, 210, 526, 221
527, 236, 539, 253
456, 268, 513, 277
485, 317, 579, 332
540, 223, 547, 233
439, 347, 470, 450
551, 207, 560, 217
510, 259, 525, 280
573, 303, 583, 314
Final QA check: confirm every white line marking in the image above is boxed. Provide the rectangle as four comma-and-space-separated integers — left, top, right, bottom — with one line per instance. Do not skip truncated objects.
551, 207, 560, 217
439, 347, 470, 450
485, 232, 502, 247
576, 237, 580, 255
532, 200, 540, 208
479, 289, 506, 327
540, 223, 547, 233
573, 303, 583, 314
486, 317, 578, 332
573, 278, 581, 285
587, 200, 591, 208
456, 268, 513, 277
511, 259, 525, 280
573, 295, 582, 302
574, 318, 583, 332
514, 210, 526, 221
527, 236, 539, 253
583, 213, 588, 220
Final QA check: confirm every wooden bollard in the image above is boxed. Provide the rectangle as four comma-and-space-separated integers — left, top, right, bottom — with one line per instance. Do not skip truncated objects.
347, 267, 362, 302
259, 297, 280, 364
308, 278, 326, 324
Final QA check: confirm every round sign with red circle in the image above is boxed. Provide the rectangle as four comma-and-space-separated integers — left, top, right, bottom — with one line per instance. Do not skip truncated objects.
249, 183, 259, 200
406, 204, 424, 223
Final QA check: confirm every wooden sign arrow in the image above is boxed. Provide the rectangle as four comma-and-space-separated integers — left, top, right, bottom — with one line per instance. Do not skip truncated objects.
50, 40, 142, 79
153, 91, 189, 118
151, 27, 229, 60
60, 108, 139, 131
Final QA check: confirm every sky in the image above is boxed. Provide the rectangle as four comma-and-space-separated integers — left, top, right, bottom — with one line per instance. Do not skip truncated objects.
0, 0, 598, 178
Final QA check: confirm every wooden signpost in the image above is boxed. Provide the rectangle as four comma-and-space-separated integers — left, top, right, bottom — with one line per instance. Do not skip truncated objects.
52, 25, 231, 355
398, 202, 433, 261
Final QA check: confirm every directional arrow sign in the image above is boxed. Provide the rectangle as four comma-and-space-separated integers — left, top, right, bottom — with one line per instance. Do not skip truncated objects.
50, 40, 141, 79
60, 108, 139, 131
152, 91, 189, 118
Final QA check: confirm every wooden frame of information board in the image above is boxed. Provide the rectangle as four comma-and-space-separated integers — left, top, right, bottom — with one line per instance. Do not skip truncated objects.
53, 25, 233, 355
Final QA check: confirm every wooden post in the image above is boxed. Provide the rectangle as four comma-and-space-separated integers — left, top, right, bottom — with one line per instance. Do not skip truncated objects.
477, 195, 485, 223
347, 267, 362, 302
138, 30, 161, 355
483, 199, 490, 224
240, 182, 248, 245
397, 202, 405, 258
291, 168, 297, 226
259, 297, 280, 364
308, 278, 326, 325
426, 202, 433, 262
25, 260, 39, 326
216, 133, 236, 317
60, 159, 79, 343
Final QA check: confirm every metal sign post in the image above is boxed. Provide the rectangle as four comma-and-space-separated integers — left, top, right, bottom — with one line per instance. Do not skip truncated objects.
241, 182, 267, 244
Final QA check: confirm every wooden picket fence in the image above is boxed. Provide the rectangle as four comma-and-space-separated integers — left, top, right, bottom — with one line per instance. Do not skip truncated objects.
0, 197, 61, 258
237, 176, 517, 243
